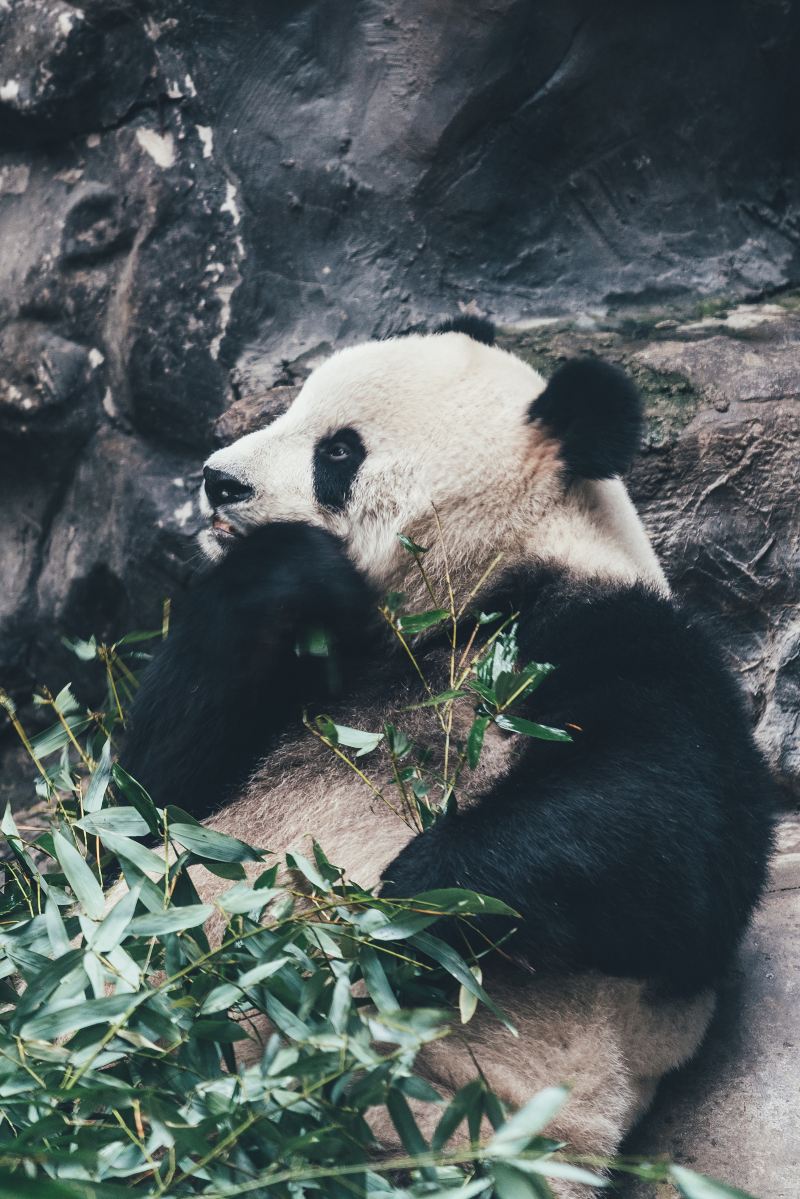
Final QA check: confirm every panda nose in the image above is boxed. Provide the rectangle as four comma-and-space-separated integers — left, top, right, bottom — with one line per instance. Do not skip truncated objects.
203, 466, 254, 508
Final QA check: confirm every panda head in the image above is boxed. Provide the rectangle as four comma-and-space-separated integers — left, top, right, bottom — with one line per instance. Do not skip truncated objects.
200, 318, 665, 600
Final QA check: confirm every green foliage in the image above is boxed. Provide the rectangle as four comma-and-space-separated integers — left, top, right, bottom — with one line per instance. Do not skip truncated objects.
0, 778, 592, 1198
0, 548, 755, 1199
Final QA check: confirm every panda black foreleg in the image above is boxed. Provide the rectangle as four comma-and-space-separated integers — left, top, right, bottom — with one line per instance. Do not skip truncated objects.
380, 752, 735, 997
380, 777, 583, 976
122, 522, 377, 819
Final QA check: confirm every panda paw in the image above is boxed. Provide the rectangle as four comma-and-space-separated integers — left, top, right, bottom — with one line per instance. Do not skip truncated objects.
201, 521, 373, 625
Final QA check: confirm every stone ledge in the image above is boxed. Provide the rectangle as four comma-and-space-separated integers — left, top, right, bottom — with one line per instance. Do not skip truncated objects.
622, 817, 800, 1199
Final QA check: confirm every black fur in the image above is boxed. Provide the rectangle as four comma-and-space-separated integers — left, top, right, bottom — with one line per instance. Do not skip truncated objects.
529, 358, 643, 479
313, 427, 367, 512
435, 315, 496, 346
126, 531, 775, 999
381, 567, 776, 997
122, 523, 378, 818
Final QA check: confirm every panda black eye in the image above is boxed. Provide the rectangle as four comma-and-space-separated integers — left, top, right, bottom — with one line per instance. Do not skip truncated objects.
313, 427, 367, 512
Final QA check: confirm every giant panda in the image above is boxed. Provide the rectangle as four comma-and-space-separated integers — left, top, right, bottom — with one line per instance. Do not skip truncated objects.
124, 316, 775, 1195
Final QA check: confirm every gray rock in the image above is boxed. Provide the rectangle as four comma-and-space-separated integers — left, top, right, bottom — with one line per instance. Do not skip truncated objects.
60, 182, 137, 267
501, 303, 800, 799
213, 386, 299, 446
635, 334, 800, 409
636, 405, 800, 799
0, 0, 154, 143
622, 818, 800, 1199
0, 321, 100, 437
29, 427, 202, 693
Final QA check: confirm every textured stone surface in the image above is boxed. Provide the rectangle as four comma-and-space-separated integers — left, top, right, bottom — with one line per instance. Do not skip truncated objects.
500, 301, 800, 799
213, 386, 298, 447
622, 817, 800, 1199
0, 1, 155, 144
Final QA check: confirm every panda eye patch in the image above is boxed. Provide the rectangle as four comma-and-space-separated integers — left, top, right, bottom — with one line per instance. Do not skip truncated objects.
313, 427, 366, 511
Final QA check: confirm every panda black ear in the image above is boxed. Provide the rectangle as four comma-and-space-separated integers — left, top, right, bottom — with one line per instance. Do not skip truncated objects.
528, 358, 643, 479
435, 314, 496, 346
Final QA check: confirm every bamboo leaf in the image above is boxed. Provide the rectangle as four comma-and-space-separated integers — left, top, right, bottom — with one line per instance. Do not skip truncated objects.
199, 982, 243, 1015
398, 609, 450, 634
329, 971, 352, 1032
0, 1171, 128, 1198
431, 1078, 485, 1150
488, 1086, 571, 1154
367, 909, 441, 940
409, 889, 518, 917
384, 723, 412, 757
61, 634, 98, 661
459, 964, 482, 1025
264, 993, 309, 1040
386, 1090, 436, 1181
358, 946, 400, 1013
411, 931, 517, 1034
403, 688, 468, 711
467, 714, 491, 768
30, 715, 92, 759
492, 1162, 551, 1199
520, 1160, 607, 1187
90, 884, 142, 954
669, 1167, 756, 1199
53, 684, 81, 716
169, 823, 264, 862
494, 714, 572, 743
111, 765, 161, 836
53, 829, 105, 920
84, 738, 113, 813
10, 949, 85, 1031
44, 896, 70, 956
328, 723, 384, 756
78, 808, 151, 838
115, 629, 161, 646
217, 883, 276, 915
238, 957, 290, 988
191, 1019, 250, 1042
99, 830, 169, 878
20, 992, 136, 1040
285, 851, 330, 891
397, 533, 429, 555
128, 904, 213, 936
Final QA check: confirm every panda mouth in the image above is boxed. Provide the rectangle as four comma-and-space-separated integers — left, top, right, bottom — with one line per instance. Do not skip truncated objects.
211, 517, 242, 541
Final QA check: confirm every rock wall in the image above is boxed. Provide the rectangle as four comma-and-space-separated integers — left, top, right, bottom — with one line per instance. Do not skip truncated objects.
1, 1, 798, 797
502, 304, 800, 800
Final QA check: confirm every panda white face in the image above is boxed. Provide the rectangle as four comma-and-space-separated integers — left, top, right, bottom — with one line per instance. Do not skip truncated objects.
200, 330, 667, 598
